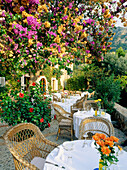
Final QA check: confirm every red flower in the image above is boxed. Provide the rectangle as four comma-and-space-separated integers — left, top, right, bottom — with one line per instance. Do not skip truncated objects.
44, 97, 47, 100
19, 93, 24, 98
32, 82, 36, 86
29, 108, 33, 112
54, 115, 56, 119
48, 123, 50, 127
40, 118, 44, 123
17, 80, 20, 82
48, 106, 51, 109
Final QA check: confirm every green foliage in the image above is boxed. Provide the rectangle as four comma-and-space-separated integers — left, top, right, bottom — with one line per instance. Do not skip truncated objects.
0, 83, 51, 130
66, 76, 87, 91
53, 68, 63, 80
116, 47, 126, 57
0, 86, 8, 100
95, 74, 121, 113
115, 75, 127, 91
110, 27, 127, 51
102, 53, 127, 76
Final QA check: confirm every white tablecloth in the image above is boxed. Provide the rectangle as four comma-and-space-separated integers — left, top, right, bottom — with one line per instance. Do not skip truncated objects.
44, 140, 127, 170
73, 110, 111, 138
51, 96, 81, 117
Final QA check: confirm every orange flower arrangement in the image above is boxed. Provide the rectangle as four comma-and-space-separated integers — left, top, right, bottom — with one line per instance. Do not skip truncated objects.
93, 133, 122, 167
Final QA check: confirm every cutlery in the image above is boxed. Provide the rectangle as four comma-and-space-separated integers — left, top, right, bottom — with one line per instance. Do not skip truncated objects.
45, 161, 65, 169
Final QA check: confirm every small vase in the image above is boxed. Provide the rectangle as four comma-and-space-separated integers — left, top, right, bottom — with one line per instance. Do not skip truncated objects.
99, 159, 110, 170
102, 166, 110, 170
98, 107, 101, 116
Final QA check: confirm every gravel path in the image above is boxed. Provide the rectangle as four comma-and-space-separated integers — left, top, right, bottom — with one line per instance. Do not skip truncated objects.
0, 120, 127, 170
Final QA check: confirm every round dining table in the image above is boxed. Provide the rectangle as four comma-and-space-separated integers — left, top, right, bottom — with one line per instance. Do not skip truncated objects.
43, 140, 127, 170
73, 110, 111, 138
51, 95, 81, 117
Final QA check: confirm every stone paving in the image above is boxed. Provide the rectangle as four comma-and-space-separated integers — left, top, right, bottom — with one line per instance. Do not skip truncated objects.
0, 120, 127, 170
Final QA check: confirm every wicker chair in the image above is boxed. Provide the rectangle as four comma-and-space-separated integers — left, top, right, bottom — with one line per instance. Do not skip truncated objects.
52, 103, 73, 141
83, 100, 98, 111
53, 94, 61, 102
71, 94, 88, 113
78, 117, 114, 140
4, 123, 58, 170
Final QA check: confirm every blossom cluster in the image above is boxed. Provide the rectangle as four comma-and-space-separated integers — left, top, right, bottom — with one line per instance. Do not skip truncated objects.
93, 133, 122, 166
0, 0, 127, 74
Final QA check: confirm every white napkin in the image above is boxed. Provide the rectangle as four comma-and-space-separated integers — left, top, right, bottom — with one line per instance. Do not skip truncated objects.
54, 147, 65, 162
90, 108, 94, 113
54, 146, 75, 170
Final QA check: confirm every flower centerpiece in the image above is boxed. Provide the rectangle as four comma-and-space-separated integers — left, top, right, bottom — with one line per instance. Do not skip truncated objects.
94, 99, 102, 116
93, 133, 122, 169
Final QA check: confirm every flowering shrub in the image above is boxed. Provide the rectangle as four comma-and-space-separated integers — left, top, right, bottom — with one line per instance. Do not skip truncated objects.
93, 133, 122, 167
0, 83, 51, 130
0, 0, 127, 79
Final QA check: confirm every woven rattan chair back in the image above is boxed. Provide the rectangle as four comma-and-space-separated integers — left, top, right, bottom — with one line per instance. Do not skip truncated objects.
79, 117, 114, 140
72, 95, 88, 111
4, 123, 58, 170
83, 100, 98, 111
53, 94, 61, 102
52, 103, 71, 122
52, 103, 73, 140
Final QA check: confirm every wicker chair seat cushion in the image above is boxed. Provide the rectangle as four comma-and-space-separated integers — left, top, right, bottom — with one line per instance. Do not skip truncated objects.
31, 157, 45, 170
59, 119, 71, 126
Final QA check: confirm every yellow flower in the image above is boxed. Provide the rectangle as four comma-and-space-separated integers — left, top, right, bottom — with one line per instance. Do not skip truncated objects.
44, 21, 50, 28
64, 7, 68, 14
23, 19, 27, 24
54, 36, 61, 43
75, 8, 78, 12
81, 31, 87, 39
28, 39, 34, 47
61, 47, 66, 53
72, 48, 77, 52
94, 100, 98, 103
98, 99, 101, 102
117, 145, 122, 151
40, 4, 49, 13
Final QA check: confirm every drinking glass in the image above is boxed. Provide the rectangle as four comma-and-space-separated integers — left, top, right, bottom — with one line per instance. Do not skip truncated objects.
82, 134, 88, 147
63, 142, 73, 165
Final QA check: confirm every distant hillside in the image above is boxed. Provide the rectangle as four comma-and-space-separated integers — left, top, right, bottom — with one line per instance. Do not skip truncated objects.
110, 27, 127, 51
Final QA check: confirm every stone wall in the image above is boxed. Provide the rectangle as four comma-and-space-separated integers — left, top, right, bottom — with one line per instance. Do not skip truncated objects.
114, 103, 127, 135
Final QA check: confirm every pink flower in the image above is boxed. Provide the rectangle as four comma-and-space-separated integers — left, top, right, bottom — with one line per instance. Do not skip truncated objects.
69, 3, 73, 9
37, 42, 42, 48
86, 50, 90, 53
5, 0, 12, 3
20, 6, 25, 12
101, 56, 104, 61
58, 46, 61, 53
14, 44, 18, 51
29, 0, 40, 4
62, 15, 68, 20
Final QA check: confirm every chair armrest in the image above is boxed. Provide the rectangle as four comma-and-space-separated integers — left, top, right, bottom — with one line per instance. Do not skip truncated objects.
11, 151, 38, 170
60, 114, 73, 121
